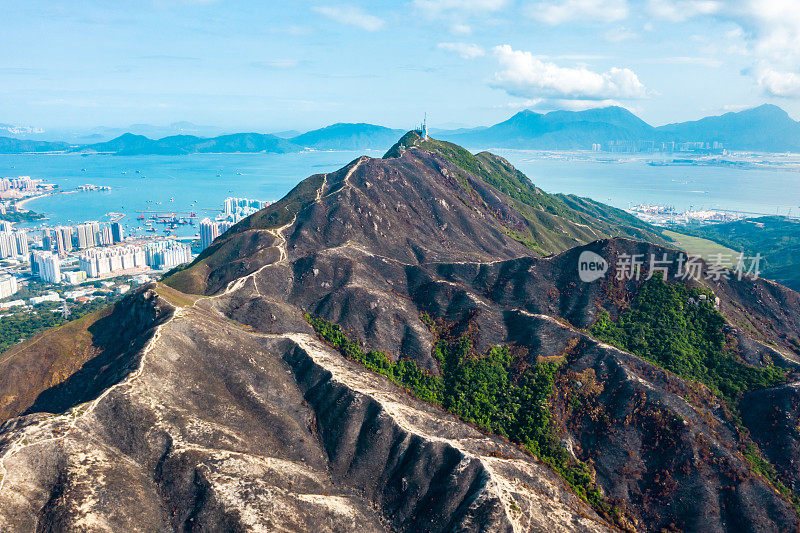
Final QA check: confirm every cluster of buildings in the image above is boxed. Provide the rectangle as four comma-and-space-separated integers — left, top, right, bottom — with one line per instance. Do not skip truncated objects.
42, 221, 124, 256
0, 176, 55, 200
78, 240, 190, 278
29, 251, 62, 283
197, 196, 267, 251
592, 140, 725, 154
77, 246, 145, 279
143, 239, 192, 269
223, 197, 265, 220
0, 222, 29, 259
0, 274, 154, 312
0, 193, 265, 302
0, 176, 50, 194
199, 218, 234, 251
28, 237, 190, 284
628, 204, 746, 225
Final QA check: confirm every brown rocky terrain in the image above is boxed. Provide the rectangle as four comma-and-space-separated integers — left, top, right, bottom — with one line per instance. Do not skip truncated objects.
1, 134, 799, 531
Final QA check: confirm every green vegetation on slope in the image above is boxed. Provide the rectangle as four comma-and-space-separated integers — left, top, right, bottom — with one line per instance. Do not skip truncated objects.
386, 131, 666, 254
743, 441, 800, 511
662, 229, 739, 265
672, 217, 800, 292
0, 210, 45, 223
590, 274, 785, 404
590, 274, 798, 511
0, 297, 117, 352
307, 314, 618, 520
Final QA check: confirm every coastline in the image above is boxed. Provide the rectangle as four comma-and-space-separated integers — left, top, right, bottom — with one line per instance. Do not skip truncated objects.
14, 193, 48, 210
15, 189, 77, 210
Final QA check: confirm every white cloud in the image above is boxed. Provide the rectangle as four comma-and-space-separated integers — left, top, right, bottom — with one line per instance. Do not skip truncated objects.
499, 98, 624, 111
490, 44, 649, 100
642, 1, 800, 98
732, 1, 800, 63
438, 42, 486, 59
526, 0, 629, 25
313, 5, 385, 31
647, 0, 721, 22
758, 68, 800, 98
719, 1, 800, 97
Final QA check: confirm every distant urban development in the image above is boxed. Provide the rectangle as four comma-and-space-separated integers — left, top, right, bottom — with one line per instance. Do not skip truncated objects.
593, 140, 725, 154
0, 187, 266, 316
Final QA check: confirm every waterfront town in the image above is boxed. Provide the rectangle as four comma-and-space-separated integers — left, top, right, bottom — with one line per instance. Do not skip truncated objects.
0, 183, 266, 324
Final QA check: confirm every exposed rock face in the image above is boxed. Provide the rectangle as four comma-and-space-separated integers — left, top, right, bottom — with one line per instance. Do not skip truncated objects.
2, 137, 800, 531
0, 295, 610, 532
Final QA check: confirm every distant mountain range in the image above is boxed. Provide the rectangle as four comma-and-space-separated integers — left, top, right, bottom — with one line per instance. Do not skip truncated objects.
289, 123, 404, 151
656, 105, 800, 153
2, 104, 800, 154
439, 104, 800, 152
74, 132, 299, 155
438, 107, 647, 150
0, 137, 70, 154
68, 123, 405, 155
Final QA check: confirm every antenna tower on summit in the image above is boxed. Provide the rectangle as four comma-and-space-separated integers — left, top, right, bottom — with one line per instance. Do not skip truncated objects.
422, 113, 428, 140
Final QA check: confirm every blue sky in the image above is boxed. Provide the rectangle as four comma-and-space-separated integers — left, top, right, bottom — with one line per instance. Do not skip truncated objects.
3, 0, 800, 132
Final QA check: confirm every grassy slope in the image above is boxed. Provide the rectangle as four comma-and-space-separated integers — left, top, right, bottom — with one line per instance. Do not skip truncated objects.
0, 306, 112, 422
672, 217, 800, 292
662, 229, 739, 265
387, 131, 667, 254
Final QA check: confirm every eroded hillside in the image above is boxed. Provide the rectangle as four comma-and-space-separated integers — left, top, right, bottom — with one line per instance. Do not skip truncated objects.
2, 135, 800, 532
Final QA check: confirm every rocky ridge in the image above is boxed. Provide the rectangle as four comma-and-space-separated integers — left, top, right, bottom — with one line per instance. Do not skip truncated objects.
1, 135, 799, 531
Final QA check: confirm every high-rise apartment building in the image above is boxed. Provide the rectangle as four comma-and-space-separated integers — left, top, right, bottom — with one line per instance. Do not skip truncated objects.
30, 251, 61, 283
199, 218, 220, 251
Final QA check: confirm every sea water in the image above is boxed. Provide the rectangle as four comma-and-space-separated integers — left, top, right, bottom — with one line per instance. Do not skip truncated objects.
1, 150, 799, 240
498, 151, 800, 217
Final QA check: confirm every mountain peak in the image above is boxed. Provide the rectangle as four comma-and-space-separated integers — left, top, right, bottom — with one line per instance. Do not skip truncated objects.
291, 122, 404, 151
383, 130, 424, 158
117, 132, 148, 140
745, 103, 791, 118
511, 109, 541, 118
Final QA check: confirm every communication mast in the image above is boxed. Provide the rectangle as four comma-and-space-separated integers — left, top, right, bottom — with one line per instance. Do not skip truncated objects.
413, 114, 429, 140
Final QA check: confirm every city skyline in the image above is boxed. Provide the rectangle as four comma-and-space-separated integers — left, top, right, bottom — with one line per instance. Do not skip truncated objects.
4, 1, 800, 132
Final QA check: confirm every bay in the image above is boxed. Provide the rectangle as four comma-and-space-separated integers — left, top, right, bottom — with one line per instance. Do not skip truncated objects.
1, 149, 799, 241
